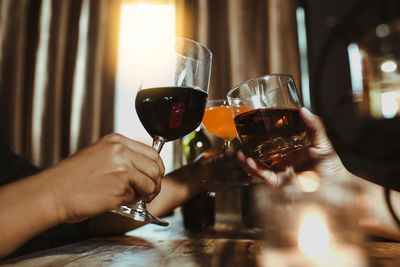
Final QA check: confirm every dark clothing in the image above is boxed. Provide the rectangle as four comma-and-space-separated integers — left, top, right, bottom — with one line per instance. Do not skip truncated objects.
0, 142, 40, 186
0, 141, 88, 258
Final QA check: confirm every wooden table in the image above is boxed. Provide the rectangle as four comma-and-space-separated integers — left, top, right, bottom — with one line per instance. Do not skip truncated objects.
1, 211, 399, 266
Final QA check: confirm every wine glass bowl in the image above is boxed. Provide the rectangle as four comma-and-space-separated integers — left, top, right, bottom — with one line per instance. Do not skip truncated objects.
227, 74, 310, 169
135, 86, 208, 145
113, 37, 212, 226
136, 37, 212, 152
202, 99, 237, 148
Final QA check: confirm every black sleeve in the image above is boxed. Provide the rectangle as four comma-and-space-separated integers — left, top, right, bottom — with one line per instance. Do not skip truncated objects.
0, 141, 41, 185
0, 140, 89, 259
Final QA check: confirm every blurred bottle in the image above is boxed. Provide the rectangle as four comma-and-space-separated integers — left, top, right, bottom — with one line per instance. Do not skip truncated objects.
181, 127, 215, 231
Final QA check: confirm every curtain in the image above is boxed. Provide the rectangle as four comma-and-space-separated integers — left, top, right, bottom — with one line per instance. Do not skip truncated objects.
176, 0, 301, 100
0, 0, 121, 168
0, 0, 300, 168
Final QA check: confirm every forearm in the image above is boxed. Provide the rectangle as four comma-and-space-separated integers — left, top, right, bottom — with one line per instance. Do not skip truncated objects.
0, 174, 59, 259
348, 173, 400, 240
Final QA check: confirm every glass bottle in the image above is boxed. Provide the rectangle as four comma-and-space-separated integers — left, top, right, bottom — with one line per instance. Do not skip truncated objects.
181, 127, 215, 231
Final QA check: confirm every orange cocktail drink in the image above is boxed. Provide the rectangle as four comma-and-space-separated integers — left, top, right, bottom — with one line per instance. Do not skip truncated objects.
202, 105, 237, 140
202, 99, 252, 148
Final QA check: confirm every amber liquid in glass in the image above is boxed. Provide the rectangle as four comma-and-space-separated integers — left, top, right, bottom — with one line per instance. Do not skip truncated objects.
234, 107, 310, 168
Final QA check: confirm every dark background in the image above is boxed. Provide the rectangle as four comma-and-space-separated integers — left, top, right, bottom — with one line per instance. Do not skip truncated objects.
302, 0, 400, 189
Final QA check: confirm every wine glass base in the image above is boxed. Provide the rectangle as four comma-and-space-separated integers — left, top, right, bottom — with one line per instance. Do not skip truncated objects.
112, 205, 169, 227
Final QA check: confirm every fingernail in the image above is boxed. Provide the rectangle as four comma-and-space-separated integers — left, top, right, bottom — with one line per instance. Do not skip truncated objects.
302, 107, 314, 121
247, 158, 257, 169
237, 150, 245, 161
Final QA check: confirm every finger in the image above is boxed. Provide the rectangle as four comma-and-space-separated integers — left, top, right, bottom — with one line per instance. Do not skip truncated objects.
300, 108, 330, 146
128, 168, 157, 196
119, 186, 137, 206
108, 134, 165, 176
128, 151, 162, 186
300, 107, 318, 132
236, 150, 254, 174
237, 150, 282, 186
237, 150, 247, 165
244, 157, 285, 187
145, 182, 162, 203
300, 108, 335, 158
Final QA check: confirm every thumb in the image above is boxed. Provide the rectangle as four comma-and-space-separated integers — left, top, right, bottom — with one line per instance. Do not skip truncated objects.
300, 108, 330, 146
300, 107, 334, 157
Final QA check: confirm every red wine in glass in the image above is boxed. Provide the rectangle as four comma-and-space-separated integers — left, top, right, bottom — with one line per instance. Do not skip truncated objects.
135, 86, 207, 141
112, 37, 212, 227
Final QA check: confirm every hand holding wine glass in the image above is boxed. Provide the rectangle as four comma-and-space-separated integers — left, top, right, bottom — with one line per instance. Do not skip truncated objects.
227, 74, 310, 185
112, 37, 212, 226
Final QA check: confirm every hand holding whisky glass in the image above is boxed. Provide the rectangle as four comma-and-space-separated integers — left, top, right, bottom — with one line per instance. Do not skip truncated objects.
227, 74, 310, 173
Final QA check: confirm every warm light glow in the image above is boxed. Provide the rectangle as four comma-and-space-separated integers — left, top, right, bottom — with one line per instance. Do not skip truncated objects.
117, 3, 175, 89
297, 171, 320, 192
380, 60, 397, 73
114, 3, 176, 172
275, 118, 284, 127
381, 91, 400, 119
298, 209, 330, 259
376, 23, 390, 38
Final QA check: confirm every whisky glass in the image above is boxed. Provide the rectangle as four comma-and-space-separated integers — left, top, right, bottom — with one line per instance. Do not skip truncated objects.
227, 74, 310, 171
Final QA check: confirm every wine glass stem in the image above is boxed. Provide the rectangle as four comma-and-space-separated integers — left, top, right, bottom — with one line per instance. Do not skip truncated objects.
223, 139, 231, 152
135, 199, 147, 212
152, 136, 166, 153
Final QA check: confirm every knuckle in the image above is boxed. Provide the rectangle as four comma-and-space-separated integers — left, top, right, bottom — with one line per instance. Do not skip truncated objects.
147, 148, 159, 161
149, 164, 161, 178
143, 179, 156, 195
108, 142, 128, 158
106, 133, 124, 142
113, 176, 130, 196
115, 174, 136, 204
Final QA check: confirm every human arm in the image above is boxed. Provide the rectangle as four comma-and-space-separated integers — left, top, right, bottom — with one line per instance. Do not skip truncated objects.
88, 146, 248, 235
239, 107, 400, 240
0, 133, 164, 259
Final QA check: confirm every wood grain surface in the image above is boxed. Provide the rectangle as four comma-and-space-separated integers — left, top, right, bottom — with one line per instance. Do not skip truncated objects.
1, 211, 399, 266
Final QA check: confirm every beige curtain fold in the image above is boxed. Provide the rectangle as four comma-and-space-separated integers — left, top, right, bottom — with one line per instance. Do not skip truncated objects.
0, 0, 121, 168
177, 0, 301, 99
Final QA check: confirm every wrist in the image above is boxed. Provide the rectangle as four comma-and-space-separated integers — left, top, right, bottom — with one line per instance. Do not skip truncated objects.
36, 169, 67, 225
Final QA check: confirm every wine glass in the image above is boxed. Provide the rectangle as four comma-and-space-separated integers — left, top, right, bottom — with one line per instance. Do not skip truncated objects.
226, 74, 310, 175
112, 37, 212, 226
201, 99, 253, 186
